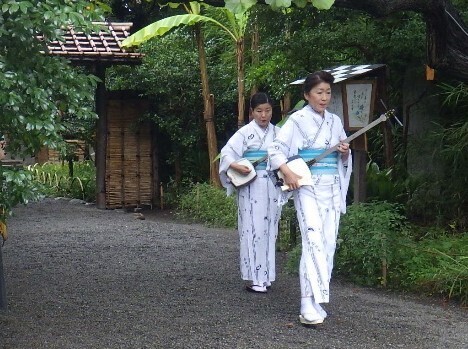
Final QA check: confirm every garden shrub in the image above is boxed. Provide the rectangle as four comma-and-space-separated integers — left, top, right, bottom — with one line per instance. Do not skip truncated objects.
401, 234, 468, 305
283, 202, 412, 282
334, 201, 412, 287
178, 182, 237, 228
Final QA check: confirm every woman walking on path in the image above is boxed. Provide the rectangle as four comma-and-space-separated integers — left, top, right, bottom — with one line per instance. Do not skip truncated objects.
268, 71, 352, 325
219, 92, 282, 293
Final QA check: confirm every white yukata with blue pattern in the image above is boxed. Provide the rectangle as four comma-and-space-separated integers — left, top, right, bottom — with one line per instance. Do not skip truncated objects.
219, 120, 282, 287
268, 105, 352, 303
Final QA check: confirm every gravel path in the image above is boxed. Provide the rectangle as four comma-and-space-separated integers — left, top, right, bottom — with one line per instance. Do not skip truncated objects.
0, 198, 466, 349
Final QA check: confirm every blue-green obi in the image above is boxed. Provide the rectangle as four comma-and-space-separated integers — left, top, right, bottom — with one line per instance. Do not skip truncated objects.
243, 150, 267, 170
298, 149, 338, 175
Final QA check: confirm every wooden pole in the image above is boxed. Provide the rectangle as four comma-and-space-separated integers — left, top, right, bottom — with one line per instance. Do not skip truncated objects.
95, 64, 107, 209
160, 182, 164, 210
353, 149, 367, 203
0, 245, 7, 311
151, 124, 160, 207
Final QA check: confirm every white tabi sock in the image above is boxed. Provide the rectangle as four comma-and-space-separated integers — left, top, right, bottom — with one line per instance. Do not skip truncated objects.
300, 297, 322, 321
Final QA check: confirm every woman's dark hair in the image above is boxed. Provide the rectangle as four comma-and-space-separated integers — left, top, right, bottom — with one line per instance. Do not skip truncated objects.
250, 92, 273, 110
303, 71, 334, 94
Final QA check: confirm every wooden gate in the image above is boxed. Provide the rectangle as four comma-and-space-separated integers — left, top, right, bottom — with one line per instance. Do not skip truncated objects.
105, 94, 152, 208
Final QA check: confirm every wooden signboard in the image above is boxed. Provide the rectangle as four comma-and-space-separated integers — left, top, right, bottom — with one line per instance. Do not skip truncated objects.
343, 80, 377, 131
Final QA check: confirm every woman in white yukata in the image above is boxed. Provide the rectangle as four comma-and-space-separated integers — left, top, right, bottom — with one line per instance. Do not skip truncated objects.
219, 92, 282, 293
268, 71, 352, 325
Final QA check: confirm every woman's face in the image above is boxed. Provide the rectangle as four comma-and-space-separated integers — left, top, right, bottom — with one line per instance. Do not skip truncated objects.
304, 82, 331, 115
251, 102, 273, 128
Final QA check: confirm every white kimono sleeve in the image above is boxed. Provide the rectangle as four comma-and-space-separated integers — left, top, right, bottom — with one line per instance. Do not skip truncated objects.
219, 131, 246, 196
338, 128, 353, 214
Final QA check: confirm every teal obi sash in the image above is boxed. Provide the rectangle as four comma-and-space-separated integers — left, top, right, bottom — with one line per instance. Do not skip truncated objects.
243, 150, 267, 170
298, 149, 338, 175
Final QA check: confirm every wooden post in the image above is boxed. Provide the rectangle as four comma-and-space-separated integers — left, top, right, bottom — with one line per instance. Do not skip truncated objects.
160, 182, 164, 210
0, 208, 7, 310
0, 246, 7, 311
95, 64, 107, 209
353, 149, 367, 203
352, 134, 368, 203
151, 124, 160, 207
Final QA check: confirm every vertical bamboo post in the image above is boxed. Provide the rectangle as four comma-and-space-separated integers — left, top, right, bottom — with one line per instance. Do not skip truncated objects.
381, 236, 388, 287
196, 185, 200, 215
160, 182, 164, 210
381, 257, 388, 288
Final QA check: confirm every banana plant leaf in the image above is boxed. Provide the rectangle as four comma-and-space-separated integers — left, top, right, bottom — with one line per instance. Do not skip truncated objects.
122, 14, 235, 47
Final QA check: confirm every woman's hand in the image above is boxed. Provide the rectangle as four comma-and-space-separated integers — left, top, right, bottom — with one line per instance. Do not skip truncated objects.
279, 163, 302, 190
229, 162, 252, 175
337, 142, 350, 161
337, 142, 349, 154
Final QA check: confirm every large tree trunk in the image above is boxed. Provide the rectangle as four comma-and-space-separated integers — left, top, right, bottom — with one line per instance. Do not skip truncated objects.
194, 24, 221, 187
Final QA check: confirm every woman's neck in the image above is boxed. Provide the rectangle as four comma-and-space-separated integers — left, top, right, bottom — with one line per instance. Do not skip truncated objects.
308, 104, 325, 117
254, 121, 268, 130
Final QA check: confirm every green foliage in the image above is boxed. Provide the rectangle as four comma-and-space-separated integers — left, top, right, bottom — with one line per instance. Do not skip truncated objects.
122, 14, 238, 47
0, 167, 41, 221
335, 202, 411, 287
178, 182, 237, 227
399, 82, 468, 230
0, 0, 102, 157
365, 162, 404, 202
283, 200, 467, 304
0, 0, 103, 218
225, 0, 257, 14
28, 161, 96, 202
401, 234, 468, 305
